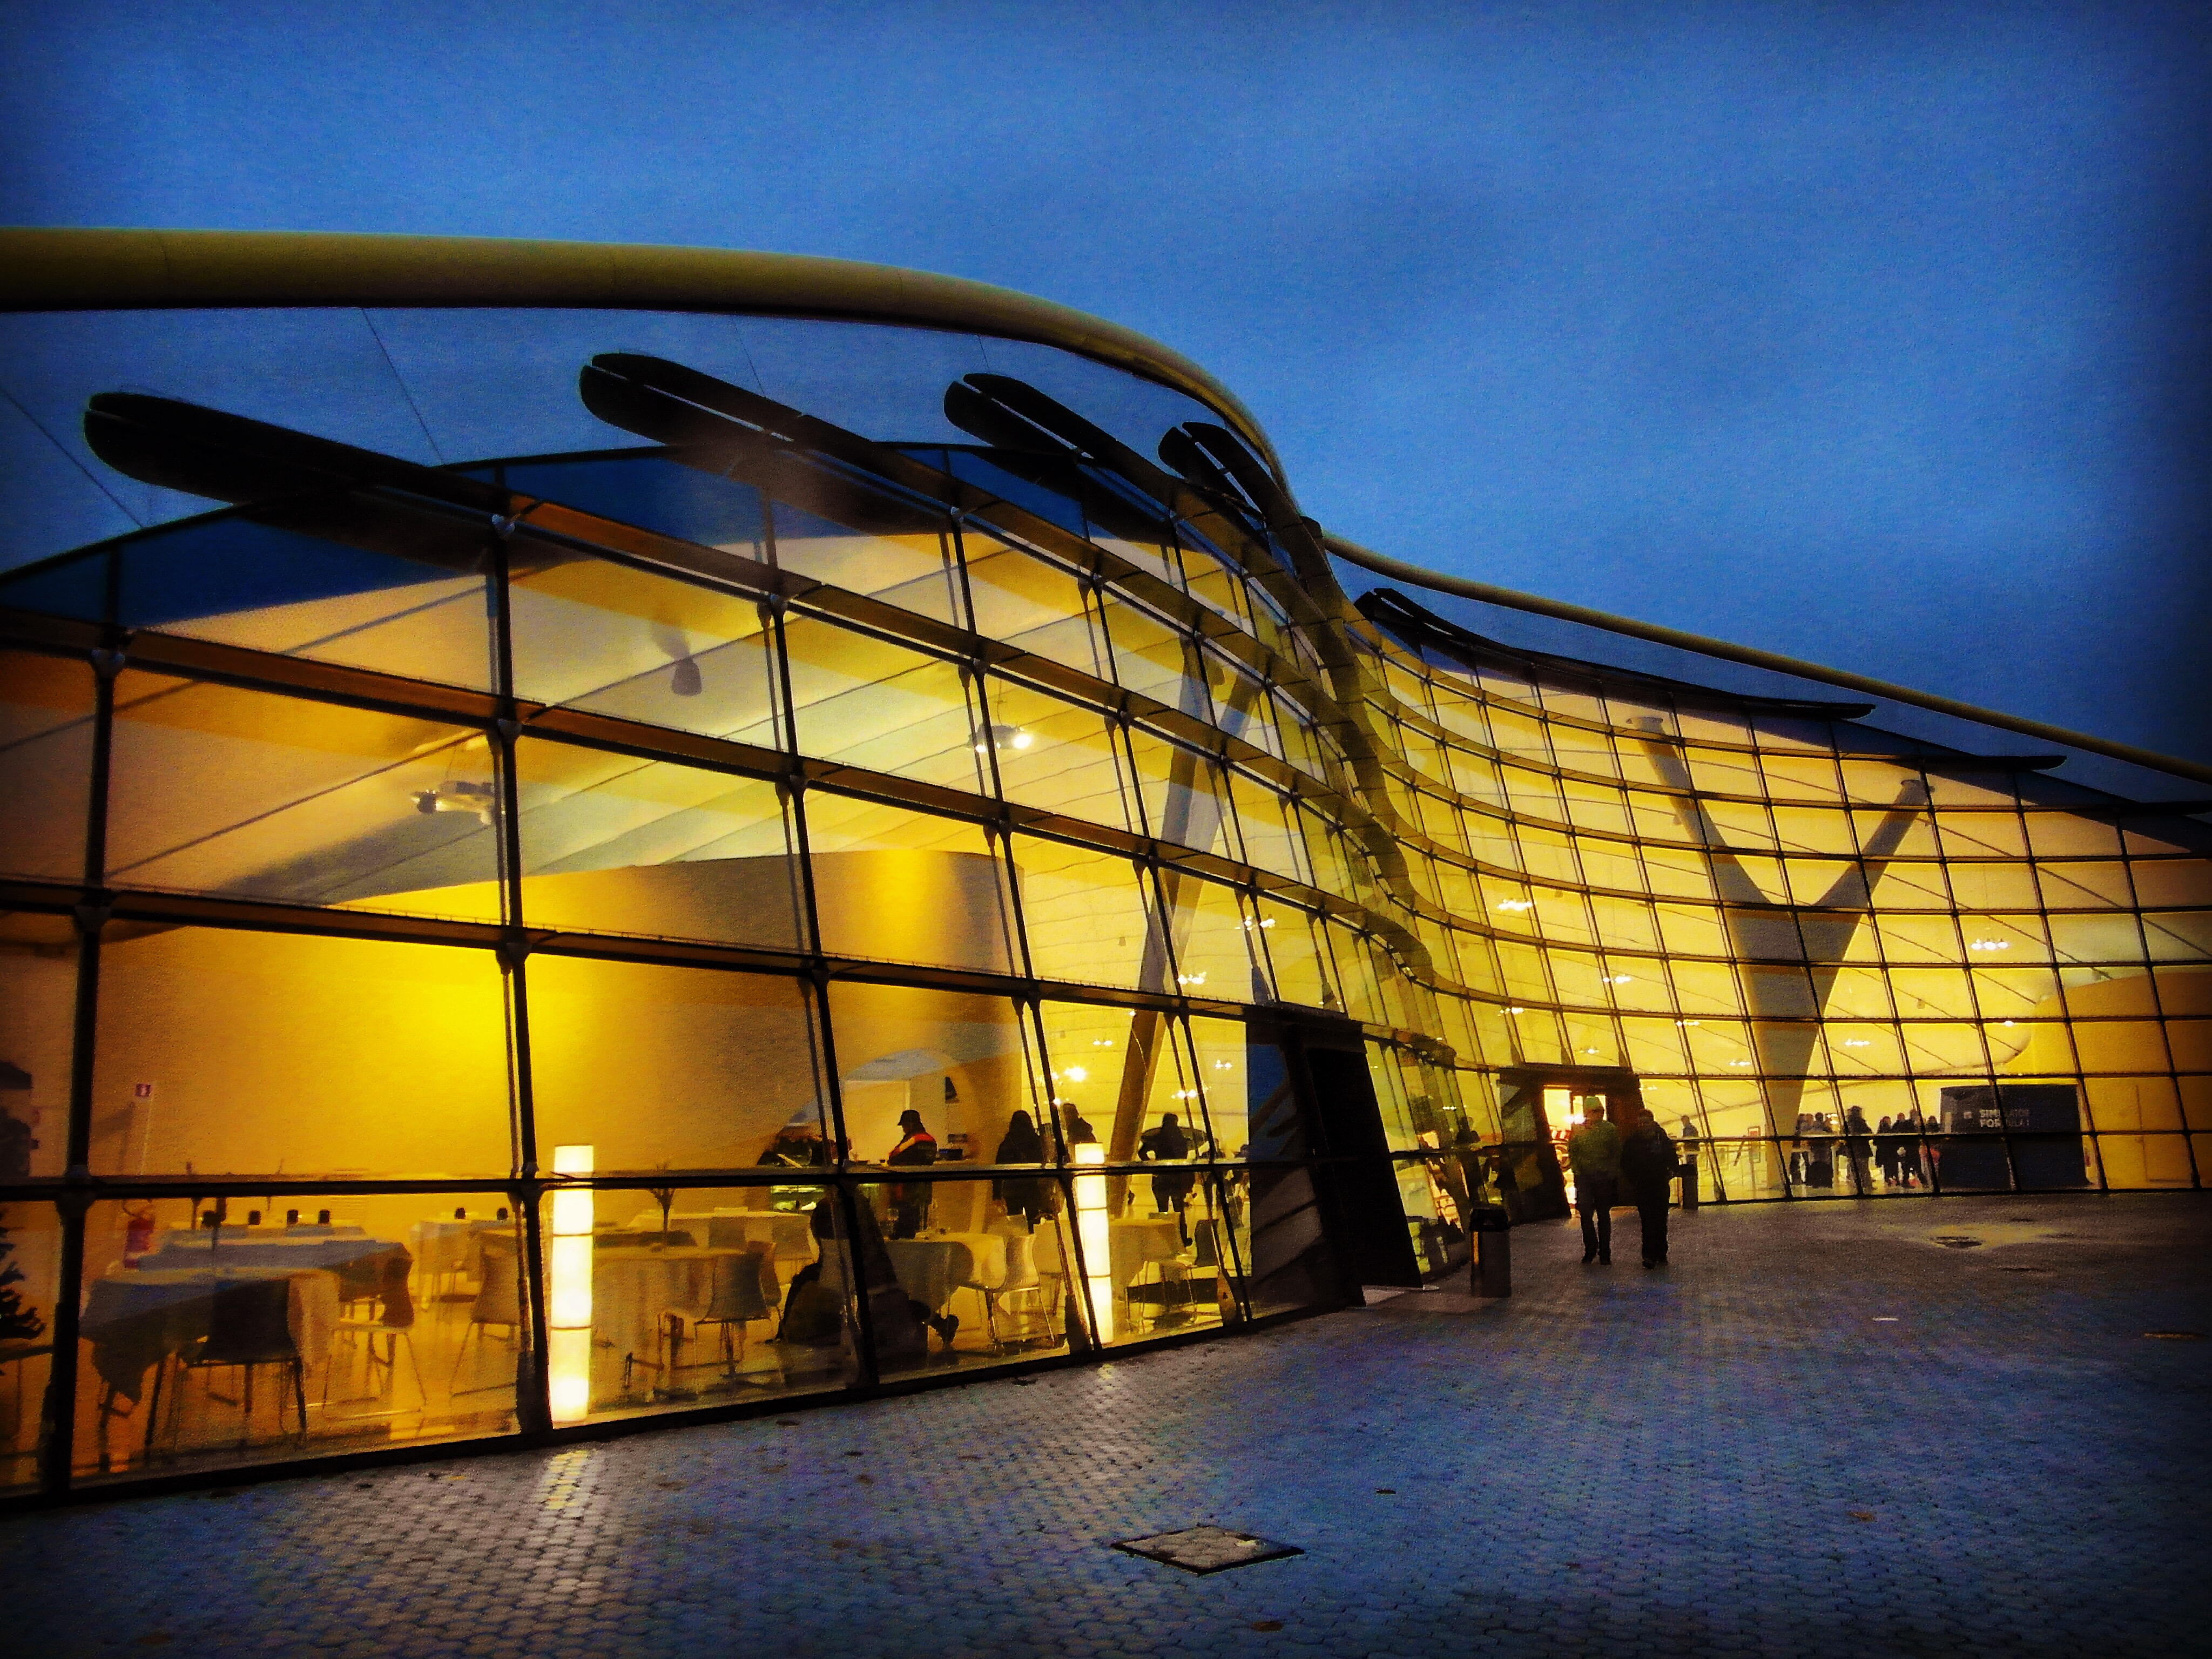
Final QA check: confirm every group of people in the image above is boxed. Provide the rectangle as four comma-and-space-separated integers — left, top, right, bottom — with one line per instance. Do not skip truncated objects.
1565, 1103, 1679, 1269
1789, 1107, 1936, 1193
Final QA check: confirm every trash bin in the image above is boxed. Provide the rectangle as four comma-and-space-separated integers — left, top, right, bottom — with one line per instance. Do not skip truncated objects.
1678, 1156, 1700, 1211
1468, 1205, 1512, 1298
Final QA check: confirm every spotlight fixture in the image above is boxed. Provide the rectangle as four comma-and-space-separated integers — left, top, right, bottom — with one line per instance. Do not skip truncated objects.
973, 723, 1035, 755
410, 779, 497, 826
1967, 938, 2012, 953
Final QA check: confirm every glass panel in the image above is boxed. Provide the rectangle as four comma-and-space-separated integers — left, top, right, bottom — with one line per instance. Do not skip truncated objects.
0, 912, 76, 1178
0, 1202, 57, 1494
1128, 730, 1239, 861
1187, 1016, 1304, 1162
1011, 838, 1164, 991
979, 676, 1133, 830
2133, 861, 2212, 907
2047, 914, 2149, 965
1038, 1003, 1198, 1155
75, 1193, 521, 1483
850, 1174, 1083, 1375
2025, 813, 2121, 858
514, 738, 801, 948
783, 618, 989, 794
106, 672, 502, 920
1097, 1164, 1232, 1346
510, 555, 779, 746
961, 534, 1111, 674
1161, 873, 1267, 1002
500, 454, 771, 555
116, 516, 496, 692
2141, 913, 2211, 962
1179, 543, 1250, 629
1254, 900, 1341, 1012
529, 959, 824, 1174
90, 929, 512, 1178
538, 1179, 857, 1424
0, 649, 94, 881
1101, 593, 1209, 717
804, 793, 1015, 975
771, 500, 962, 629
827, 981, 1044, 1176
1228, 771, 1309, 881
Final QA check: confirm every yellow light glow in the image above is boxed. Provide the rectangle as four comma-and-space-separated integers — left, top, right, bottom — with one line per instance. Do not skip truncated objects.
1064, 1065, 1088, 1083
1071, 1141, 1113, 1344
548, 1143, 593, 1424
549, 1329, 592, 1422
547, 1235, 594, 1326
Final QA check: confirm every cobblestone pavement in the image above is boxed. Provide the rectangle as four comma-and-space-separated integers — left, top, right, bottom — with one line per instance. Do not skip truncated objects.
13, 1192, 2211, 1658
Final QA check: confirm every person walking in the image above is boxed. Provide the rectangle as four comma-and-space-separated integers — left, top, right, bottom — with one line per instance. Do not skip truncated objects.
1566, 1102, 1622, 1265
1843, 1105, 1876, 1195
1620, 1110, 1679, 1269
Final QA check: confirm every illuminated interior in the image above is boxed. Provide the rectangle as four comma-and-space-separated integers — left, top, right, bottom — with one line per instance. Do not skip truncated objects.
0, 237, 2204, 1498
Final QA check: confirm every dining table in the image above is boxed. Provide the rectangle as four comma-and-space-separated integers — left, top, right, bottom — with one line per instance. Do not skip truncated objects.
79, 1265, 342, 1408
882, 1232, 1008, 1317
409, 1219, 511, 1294
589, 1245, 750, 1363
135, 1232, 409, 1305
626, 1209, 818, 1269
1109, 1217, 1185, 1290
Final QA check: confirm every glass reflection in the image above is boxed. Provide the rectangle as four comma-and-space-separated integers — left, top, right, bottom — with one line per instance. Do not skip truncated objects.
536, 1182, 858, 1423
74, 1193, 522, 1482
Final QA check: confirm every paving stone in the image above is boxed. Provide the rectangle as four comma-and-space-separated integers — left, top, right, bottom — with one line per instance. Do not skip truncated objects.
8, 1193, 2211, 1656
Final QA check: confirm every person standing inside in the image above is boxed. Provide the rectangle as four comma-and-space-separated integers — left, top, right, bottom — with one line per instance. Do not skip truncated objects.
1137, 1111, 1196, 1245
887, 1108, 938, 1239
992, 1109, 1047, 1229
1843, 1105, 1876, 1195
1567, 1101, 1622, 1265
1620, 1109, 1679, 1269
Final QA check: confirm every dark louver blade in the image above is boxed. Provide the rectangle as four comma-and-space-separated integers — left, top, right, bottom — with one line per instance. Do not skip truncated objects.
84, 393, 507, 516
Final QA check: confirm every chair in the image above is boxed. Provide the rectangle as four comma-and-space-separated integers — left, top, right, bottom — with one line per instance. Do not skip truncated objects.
998, 1225, 1068, 1346
670, 1243, 777, 1381
449, 1235, 524, 1397
1193, 1219, 1221, 1270
983, 1233, 1043, 1349
326, 1252, 424, 1415
167, 1277, 306, 1450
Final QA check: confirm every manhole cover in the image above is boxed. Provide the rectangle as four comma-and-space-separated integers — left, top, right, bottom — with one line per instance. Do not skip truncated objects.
1932, 1236, 1982, 1249
1112, 1526, 1303, 1574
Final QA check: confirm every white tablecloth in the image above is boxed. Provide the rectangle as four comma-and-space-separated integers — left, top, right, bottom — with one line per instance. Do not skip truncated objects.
1110, 1218, 1184, 1288
883, 1233, 1008, 1312
591, 1247, 745, 1358
626, 1210, 818, 1265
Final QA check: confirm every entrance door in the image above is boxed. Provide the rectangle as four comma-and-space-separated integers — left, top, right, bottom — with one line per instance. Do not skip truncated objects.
1493, 1067, 1643, 1223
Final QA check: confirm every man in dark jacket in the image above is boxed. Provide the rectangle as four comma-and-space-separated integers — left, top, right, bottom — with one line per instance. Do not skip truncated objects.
1138, 1112, 1196, 1244
1619, 1111, 1678, 1269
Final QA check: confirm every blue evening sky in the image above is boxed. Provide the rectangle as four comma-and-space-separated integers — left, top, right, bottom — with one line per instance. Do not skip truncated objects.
4, 2, 2207, 767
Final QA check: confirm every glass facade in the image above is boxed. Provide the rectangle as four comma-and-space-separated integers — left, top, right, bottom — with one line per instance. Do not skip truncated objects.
0, 276, 2204, 1496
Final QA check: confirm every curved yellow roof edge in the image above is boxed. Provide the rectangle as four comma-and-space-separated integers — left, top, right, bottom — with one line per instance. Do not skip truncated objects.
0, 226, 1284, 473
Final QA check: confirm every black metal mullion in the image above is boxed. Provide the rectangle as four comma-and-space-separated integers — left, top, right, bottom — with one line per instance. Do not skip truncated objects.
42, 640, 121, 1496
481, 520, 552, 1436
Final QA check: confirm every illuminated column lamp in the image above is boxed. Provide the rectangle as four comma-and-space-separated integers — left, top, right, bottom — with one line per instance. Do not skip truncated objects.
1070, 1139, 1114, 1344
548, 1144, 595, 1424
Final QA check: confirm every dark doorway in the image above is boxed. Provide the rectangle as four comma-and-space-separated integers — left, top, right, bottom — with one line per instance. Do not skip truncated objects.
1492, 1067, 1644, 1223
